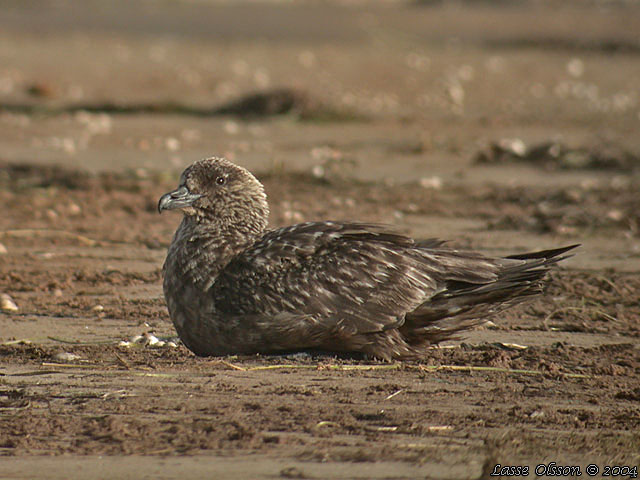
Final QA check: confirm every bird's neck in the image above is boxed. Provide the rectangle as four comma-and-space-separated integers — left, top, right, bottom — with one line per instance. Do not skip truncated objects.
164, 216, 264, 290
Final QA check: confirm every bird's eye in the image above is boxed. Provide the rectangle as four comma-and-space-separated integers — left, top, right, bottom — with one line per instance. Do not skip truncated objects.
216, 176, 226, 185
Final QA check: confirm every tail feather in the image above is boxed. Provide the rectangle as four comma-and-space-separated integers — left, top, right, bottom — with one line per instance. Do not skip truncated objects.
401, 244, 579, 345
505, 244, 580, 261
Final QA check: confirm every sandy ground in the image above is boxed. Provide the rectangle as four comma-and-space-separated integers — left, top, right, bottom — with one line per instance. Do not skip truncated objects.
1, 1, 639, 478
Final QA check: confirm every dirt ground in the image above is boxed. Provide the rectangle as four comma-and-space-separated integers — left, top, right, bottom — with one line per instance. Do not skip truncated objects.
1, 1, 639, 479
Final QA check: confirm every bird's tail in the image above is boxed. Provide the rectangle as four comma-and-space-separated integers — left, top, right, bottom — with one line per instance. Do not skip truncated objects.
400, 244, 579, 345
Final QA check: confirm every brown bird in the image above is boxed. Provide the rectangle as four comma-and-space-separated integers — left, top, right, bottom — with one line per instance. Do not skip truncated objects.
158, 157, 577, 360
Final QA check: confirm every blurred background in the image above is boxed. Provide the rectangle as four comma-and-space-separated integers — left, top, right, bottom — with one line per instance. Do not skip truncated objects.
1, 0, 639, 175
1, 0, 639, 259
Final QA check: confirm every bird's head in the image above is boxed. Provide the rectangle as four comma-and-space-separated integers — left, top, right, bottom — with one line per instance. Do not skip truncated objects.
158, 157, 269, 235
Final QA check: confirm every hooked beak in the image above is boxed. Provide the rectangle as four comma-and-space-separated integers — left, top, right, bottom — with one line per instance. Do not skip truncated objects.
158, 186, 203, 213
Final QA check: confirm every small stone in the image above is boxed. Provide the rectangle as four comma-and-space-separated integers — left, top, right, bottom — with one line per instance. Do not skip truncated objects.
68, 203, 82, 216
61, 138, 76, 154
567, 58, 584, 78
91, 305, 104, 312
52, 352, 81, 362
0, 243, 7, 255
311, 165, 325, 179
224, 121, 240, 135
165, 137, 181, 152
405, 203, 419, 213
419, 176, 442, 190
498, 138, 527, 157
606, 209, 624, 222
1, 293, 18, 312
145, 333, 160, 346
530, 410, 545, 419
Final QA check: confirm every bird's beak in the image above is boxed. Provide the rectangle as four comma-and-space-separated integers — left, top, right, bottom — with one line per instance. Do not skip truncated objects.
158, 186, 203, 213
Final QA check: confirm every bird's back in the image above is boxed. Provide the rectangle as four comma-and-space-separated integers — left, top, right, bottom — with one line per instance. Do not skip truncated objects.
207, 221, 575, 358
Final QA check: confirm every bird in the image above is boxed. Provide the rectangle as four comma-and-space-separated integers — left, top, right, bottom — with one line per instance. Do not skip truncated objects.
158, 156, 577, 360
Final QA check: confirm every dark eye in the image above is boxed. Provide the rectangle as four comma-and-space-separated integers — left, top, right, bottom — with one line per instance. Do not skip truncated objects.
215, 176, 226, 185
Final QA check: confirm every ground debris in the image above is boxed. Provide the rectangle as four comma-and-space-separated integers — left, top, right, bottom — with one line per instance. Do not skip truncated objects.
1, 293, 19, 312
51, 352, 81, 362
474, 139, 640, 172
213, 87, 364, 122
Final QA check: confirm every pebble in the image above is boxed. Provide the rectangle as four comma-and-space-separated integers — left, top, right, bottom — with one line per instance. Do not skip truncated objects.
91, 305, 104, 313
419, 176, 443, 190
567, 58, 584, 78
0, 243, 7, 255
144, 334, 167, 348
607, 209, 624, 222
311, 165, 325, 179
67, 202, 82, 216
52, 352, 81, 362
224, 121, 240, 135
1, 293, 18, 312
165, 137, 181, 152
119, 333, 179, 348
498, 138, 527, 157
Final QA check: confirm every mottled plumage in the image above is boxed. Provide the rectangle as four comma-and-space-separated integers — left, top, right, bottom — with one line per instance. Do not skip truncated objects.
159, 157, 577, 360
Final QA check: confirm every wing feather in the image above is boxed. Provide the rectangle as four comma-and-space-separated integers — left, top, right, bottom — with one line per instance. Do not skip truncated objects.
212, 222, 442, 334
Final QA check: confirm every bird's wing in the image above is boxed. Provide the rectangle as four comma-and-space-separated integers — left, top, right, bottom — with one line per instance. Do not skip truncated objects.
211, 222, 450, 334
